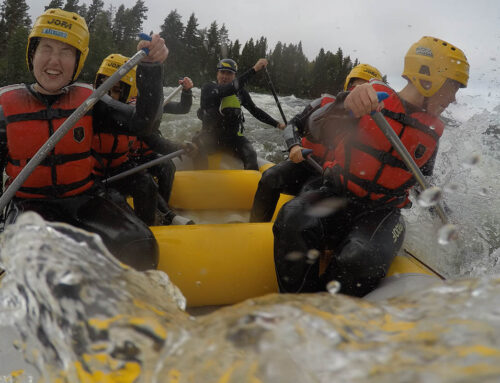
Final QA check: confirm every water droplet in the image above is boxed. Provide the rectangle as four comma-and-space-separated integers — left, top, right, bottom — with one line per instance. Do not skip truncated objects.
359, 170, 366, 176
306, 249, 320, 262
307, 198, 346, 217
326, 280, 341, 294
443, 183, 459, 193
429, 125, 435, 130
195, 281, 201, 287
479, 187, 488, 196
438, 224, 459, 245
462, 153, 481, 167
417, 186, 443, 207
285, 251, 304, 261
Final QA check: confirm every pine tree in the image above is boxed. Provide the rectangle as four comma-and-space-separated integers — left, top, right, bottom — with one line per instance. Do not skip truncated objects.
85, 0, 104, 32
239, 38, 255, 73
228, 39, 241, 63
182, 12, 203, 85
218, 23, 229, 57
0, 0, 31, 85
63, 0, 80, 13
160, 10, 184, 85
204, 21, 220, 77
44, 0, 64, 10
81, 9, 115, 83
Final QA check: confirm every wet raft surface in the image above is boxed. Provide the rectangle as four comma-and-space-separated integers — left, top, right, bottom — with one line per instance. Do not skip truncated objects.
2, 214, 500, 382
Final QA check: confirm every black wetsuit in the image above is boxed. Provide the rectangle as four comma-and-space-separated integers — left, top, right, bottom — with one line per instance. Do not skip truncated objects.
250, 96, 330, 222
194, 69, 279, 170
0, 62, 164, 271
272, 97, 437, 297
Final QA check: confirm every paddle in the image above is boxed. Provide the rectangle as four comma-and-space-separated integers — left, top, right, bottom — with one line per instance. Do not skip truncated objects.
164, 84, 183, 107
371, 92, 449, 224
300, 149, 324, 173
264, 67, 287, 125
104, 149, 185, 184
0, 33, 154, 213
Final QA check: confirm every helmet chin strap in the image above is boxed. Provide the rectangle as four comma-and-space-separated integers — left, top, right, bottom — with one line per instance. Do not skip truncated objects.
422, 97, 429, 112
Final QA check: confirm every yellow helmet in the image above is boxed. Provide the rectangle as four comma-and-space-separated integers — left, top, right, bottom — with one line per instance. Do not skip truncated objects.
344, 63, 383, 91
94, 54, 138, 102
402, 36, 469, 97
26, 8, 89, 83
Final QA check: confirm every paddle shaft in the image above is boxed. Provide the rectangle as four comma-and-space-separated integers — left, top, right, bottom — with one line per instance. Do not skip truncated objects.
264, 68, 287, 125
104, 149, 185, 184
0, 48, 151, 212
371, 111, 448, 224
163, 84, 183, 107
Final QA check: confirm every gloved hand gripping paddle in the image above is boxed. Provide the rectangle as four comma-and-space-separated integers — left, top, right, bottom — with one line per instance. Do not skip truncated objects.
0, 34, 155, 212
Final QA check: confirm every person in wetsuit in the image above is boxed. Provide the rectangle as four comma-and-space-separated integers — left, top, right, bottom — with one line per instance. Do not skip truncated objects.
129, 76, 196, 225
194, 58, 286, 170
250, 63, 383, 222
0, 8, 168, 270
273, 36, 469, 297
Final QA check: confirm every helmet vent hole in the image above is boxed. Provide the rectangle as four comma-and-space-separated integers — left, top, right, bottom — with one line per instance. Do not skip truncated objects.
419, 79, 432, 90
419, 65, 431, 76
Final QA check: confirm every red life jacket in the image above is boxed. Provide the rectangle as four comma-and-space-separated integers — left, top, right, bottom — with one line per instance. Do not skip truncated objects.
129, 138, 154, 158
1, 84, 94, 198
324, 81, 444, 207
92, 132, 135, 176
301, 95, 336, 163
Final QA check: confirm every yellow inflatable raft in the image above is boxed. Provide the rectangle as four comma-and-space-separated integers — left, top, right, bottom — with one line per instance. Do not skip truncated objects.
151, 153, 442, 307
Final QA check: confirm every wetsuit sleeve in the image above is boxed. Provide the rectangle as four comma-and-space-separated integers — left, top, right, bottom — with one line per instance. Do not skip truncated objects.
163, 89, 193, 114
93, 62, 163, 136
283, 98, 323, 150
240, 89, 279, 128
0, 107, 7, 195
142, 128, 182, 155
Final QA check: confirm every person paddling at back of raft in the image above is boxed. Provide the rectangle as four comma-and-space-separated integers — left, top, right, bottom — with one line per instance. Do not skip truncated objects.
273, 36, 469, 297
250, 63, 383, 222
193, 58, 286, 171
0, 8, 168, 270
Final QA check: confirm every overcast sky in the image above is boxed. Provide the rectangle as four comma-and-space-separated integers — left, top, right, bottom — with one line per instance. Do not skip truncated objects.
27, 0, 500, 93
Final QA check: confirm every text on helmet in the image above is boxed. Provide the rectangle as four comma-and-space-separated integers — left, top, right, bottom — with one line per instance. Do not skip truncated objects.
47, 18, 73, 30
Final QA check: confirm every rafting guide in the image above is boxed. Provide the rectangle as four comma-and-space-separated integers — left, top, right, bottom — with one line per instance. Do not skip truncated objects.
193, 58, 286, 171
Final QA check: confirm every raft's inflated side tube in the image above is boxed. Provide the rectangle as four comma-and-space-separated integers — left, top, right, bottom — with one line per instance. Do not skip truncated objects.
169, 170, 261, 210
152, 223, 279, 306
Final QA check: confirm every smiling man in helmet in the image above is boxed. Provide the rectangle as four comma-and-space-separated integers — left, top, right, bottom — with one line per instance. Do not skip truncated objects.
0, 9, 168, 271
250, 63, 383, 222
193, 58, 286, 170
273, 36, 468, 297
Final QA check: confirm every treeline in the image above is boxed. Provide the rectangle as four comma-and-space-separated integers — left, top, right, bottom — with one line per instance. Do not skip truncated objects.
0, 0, 365, 97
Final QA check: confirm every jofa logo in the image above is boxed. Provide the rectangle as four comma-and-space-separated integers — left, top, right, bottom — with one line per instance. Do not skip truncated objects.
47, 18, 72, 30
73, 126, 85, 143
392, 222, 404, 243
